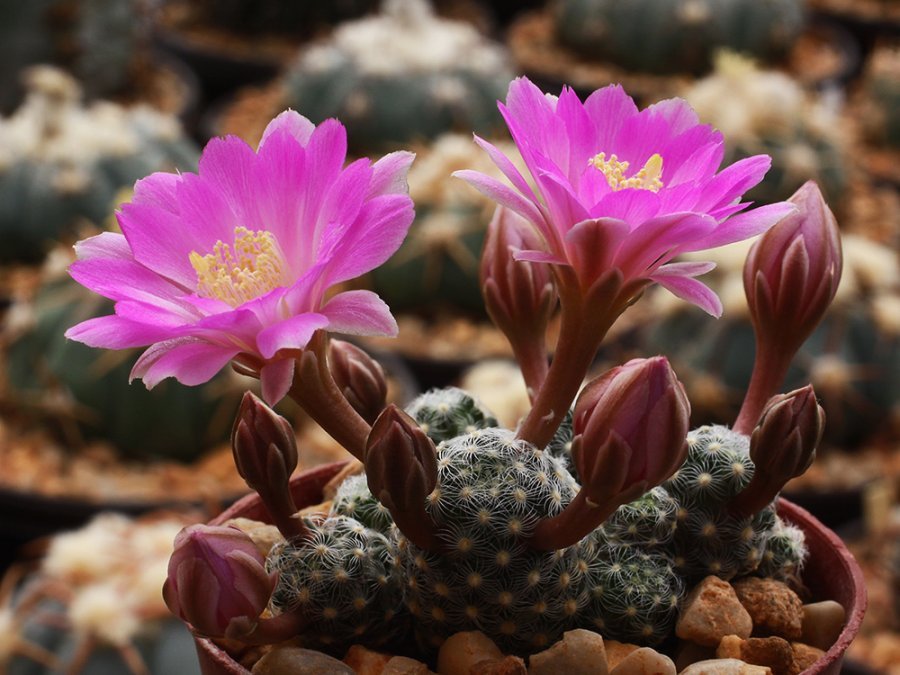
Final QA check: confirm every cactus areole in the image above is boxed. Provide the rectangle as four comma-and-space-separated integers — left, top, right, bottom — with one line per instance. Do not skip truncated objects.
65, 79, 862, 665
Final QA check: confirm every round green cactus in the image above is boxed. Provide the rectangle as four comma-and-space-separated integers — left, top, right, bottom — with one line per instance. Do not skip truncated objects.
281, 0, 512, 153
330, 474, 394, 535
3, 272, 240, 463
663, 425, 779, 581
754, 516, 807, 586
554, 0, 805, 75
404, 387, 499, 445
598, 487, 679, 549
266, 515, 406, 651
0, 68, 198, 263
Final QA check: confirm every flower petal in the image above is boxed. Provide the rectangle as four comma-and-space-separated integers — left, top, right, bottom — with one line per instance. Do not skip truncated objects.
452, 170, 545, 228
255, 313, 329, 360
260, 359, 295, 405
651, 273, 723, 317
131, 339, 240, 388
321, 290, 398, 337
65, 314, 177, 349
369, 151, 415, 198
259, 110, 315, 149
685, 202, 797, 252
564, 217, 630, 284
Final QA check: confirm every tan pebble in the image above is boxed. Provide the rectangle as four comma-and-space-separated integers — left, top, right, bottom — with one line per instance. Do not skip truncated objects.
437, 631, 503, 675
604, 641, 640, 669
674, 641, 717, 670
678, 658, 772, 675
676, 577, 753, 646
789, 642, 825, 675
715, 636, 743, 659
528, 628, 608, 675
252, 646, 355, 674
344, 644, 392, 675
383, 655, 435, 674
715, 637, 792, 675
732, 578, 803, 640
800, 601, 846, 651
224, 518, 284, 556
608, 646, 675, 675
471, 655, 527, 674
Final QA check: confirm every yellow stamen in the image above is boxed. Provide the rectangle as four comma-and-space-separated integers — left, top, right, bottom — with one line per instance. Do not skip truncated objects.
589, 152, 664, 192
190, 226, 291, 306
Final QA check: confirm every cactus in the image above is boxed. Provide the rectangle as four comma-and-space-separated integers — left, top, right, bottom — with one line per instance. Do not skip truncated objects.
597, 487, 679, 549
0, 67, 197, 263
4, 513, 201, 675
3, 269, 240, 462
860, 44, 900, 149
404, 387, 499, 444
331, 474, 395, 535
578, 535, 684, 645
554, 0, 805, 76
394, 428, 583, 652
281, 0, 512, 153
683, 52, 846, 205
266, 515, 407, 651
662, 425, 779, 582
754, 516, 807, 586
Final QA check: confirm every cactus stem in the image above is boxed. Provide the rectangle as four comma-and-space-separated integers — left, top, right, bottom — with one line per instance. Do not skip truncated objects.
733, 343, 794, 434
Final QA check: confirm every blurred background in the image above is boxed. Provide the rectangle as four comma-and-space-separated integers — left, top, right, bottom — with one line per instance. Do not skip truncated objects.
0, 0, 896, 672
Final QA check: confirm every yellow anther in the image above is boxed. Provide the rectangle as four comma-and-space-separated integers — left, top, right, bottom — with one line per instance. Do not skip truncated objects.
589, 152, 664, 193
190, 226, 291, 306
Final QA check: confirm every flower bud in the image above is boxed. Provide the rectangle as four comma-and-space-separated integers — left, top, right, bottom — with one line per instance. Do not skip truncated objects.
163, 524, 274, 638
366, 405, 441, 551
231, 392, 305, 539
744, 181, 842, 345
573, 357, 690, 497
732, 385, 825, 517
328, 340, 388, 424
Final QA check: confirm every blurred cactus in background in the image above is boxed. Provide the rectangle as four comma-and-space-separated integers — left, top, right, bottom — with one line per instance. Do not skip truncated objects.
859, 43, 900, 149
0, 68, 197, 264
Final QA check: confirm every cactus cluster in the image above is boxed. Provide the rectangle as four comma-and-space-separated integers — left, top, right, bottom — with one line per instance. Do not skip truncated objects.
0, 67, 197, 263
281, 0, 513, 153
405, 386, 499, 444
554, 0, 805, 75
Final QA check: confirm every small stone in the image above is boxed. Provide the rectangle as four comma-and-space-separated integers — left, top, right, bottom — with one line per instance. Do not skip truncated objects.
604, 641, 640, 669
799, 601, 846, 651
676, 577, 753, 646
528, 629, 608, 675
437, 631, 504, 675
344, 644, 393, 675
679, 659, 772, 675
608, 647, 675, 675
715, 637, 792, 675
789, 643, 825, 675
252, 646, 355, 674
674, 641, 717, 671
472, 655, 527, 674
225, 517, 284, 556
732, 578, 803, 640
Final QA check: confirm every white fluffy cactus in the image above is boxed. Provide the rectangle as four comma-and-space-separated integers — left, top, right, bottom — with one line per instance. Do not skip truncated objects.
405, 387, 499, 444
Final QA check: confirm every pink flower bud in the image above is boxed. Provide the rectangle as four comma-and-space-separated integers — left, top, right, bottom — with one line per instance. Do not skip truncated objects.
573, 357, 690, 496
366, 405, 441, 551
328, 340, 388, 424
744, 181, 842, 352
163, 524, 274, 638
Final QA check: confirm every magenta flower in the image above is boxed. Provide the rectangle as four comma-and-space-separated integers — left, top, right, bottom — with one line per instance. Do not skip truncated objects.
65, 111, 415, 404
454, 77, 795, 316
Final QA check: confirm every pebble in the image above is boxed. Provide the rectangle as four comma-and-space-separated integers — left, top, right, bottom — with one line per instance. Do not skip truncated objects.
437, 631, 503, 675
788, 643, 825, 675
528, 628, 608, 675
604, 641, 640, 669
344, 644, 392, 675
715, 636, 793, 675
676, 577, 753, 646
251, 646, 356, 674
732, 578, 803, 640
608, 647, 675, 675
800, 600, 846, 651
472, 655, 527, 674
678, 659, 772, 675
383, 656, 436, 674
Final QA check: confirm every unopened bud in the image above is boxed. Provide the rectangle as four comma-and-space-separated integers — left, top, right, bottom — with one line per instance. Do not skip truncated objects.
232, 392, 305, 539
329, 340, 388, 424
732, 386, 825, 517
366, 405, 441, 551
163, 524, 274, 639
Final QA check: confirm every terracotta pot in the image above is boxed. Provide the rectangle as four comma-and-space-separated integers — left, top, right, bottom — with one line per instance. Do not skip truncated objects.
192, 462, 867, 674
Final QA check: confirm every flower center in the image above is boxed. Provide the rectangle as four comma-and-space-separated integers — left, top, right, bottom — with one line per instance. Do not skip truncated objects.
589, 152, 664, 192
190, 226, 291, 307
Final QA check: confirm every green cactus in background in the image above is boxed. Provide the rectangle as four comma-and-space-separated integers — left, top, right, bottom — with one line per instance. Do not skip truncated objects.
266, 515, 407, 651
860, 44, 900, 149
404, 387, 499, 444
3, 271, 240, 463
185, 0, 377, 37
0, 67, 197, 263
331, 474, 395, 535
663, 425, 779, 582
554, 0, 805, 75
0, 0, 144, 112
684, 52, 846, 205
578, 535, 684, 645
281, 0, 512, 153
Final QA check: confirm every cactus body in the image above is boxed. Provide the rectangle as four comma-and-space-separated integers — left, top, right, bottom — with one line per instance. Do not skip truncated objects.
860, 45, 900, 149
754, 516, 807, 586
598, 487, 679, 549
554, 0, 804, 75
266, 516, 406, 651
331, 474, 395, 535
405, 387, 499, 444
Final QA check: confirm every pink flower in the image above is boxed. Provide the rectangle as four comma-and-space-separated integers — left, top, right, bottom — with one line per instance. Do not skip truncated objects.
454, 77, 795, 316
65, 111, 415, 404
